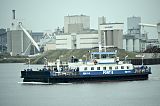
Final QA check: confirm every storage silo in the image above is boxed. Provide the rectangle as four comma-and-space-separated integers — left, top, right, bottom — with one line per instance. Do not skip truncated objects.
113, 30, 123, 49
127, 39, 133, 51
106, 30, 113, 46
99, 23, 123, 49
7, 30, 31, 56
134, 39, 140, 52
123, 39, 126, 50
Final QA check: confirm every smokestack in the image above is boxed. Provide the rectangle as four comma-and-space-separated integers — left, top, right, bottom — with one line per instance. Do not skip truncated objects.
12, 10, 16, 20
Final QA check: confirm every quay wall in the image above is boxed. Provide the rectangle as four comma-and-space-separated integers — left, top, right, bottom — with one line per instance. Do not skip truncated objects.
130, 58, 160, 65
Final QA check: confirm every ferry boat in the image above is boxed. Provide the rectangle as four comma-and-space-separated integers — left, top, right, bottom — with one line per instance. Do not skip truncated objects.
21, 48, 151, 83
21, 52, 151, 83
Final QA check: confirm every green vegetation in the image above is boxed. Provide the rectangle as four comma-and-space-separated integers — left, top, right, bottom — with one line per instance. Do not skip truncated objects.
32, 49, 94, 64
0, 52, 28, 63
0, 49, 138, 64
32, 48, 138, 64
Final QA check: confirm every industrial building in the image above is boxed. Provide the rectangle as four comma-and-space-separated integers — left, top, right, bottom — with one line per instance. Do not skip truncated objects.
55, 14, 98, 49
123, 16, 160, 52
39, 31, 56, 51
56, 33, 76, 49
64, 15, 90, 33
6, 10, 41, 56
76, 33, 99, 49
98, 16, 107, 43
44, 39, 56, 51
99, 23, 124, 49
0, 29, 7, 53
145, 39, 159, 48
127, 17, 141, 35
32, 32, 43, 43
123, 16, 143, 52
158, 23, 160, 43
56, 33, 98, 49
7, 30, 31, 56
123, 34, 143, 52
7, 10, 32, 56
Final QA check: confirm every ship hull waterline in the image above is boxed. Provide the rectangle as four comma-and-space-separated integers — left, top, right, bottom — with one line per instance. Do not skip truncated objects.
21, 71, 150, 83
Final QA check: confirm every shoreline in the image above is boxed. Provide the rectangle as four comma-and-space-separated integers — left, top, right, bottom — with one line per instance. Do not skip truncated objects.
0, 58, 160, 65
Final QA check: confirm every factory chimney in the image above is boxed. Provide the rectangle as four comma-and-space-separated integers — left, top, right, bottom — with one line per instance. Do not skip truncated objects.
11, 10, 16, 30
12, 10, 16, 20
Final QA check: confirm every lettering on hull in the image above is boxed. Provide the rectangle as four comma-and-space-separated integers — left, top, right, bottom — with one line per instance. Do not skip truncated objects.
83, 72, 90, 75
103, 70, 113, 74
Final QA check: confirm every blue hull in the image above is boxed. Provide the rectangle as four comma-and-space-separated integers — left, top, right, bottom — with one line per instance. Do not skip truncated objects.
79, 70, 135, 76
21, 71, 151, 83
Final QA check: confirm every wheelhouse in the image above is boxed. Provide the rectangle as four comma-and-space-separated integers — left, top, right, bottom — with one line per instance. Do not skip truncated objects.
91, 52, 116, 59
91, 52, 116, 64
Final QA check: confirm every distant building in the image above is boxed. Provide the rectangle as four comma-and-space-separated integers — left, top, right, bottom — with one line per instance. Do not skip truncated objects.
99, 23, 124, 49
0, 28, 7, 53
32, 32, 43, 43
68, 24, 83, 33
127, 16, 141, 35
7, 30, 31, 56
76, 33, 99, 49
64, 15, 90, 33
56, 32, 98, 49
122, 16, 158, 52
98, 16, 106, 25
98, 16, 107, 43
55, 15, 98, 50
123, 34, 143, 52
56, 34, 76, 49
145, 39, 159, 48
123, 16, 143, 52
44, 39, 56, 51
158, 23, 160, 43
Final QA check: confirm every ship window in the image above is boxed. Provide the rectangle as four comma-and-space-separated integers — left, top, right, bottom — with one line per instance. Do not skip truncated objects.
109, 66, 112, 70
121, 66, 124, 69
84, 67, 87, 70
94, 54, 100, 59
109, 54, 115, 58
91, 67, 94, 70
115, 66, 118, 69
103, 67, 106, 70
127, 66, 129, 69
101, 54, 106, 58
97, 67, 100, 70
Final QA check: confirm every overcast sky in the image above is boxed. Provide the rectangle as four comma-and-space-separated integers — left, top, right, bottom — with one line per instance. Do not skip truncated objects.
0, 0, 160, 37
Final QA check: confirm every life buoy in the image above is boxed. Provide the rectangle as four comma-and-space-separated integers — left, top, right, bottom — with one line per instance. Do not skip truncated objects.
93, 60, 97, 65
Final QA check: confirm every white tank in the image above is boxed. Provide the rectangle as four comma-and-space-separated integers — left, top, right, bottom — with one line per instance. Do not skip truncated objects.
127, 39, 133, 51
134, 39, 140, 52
123, 39, 126, 50
106, 30, 113, 46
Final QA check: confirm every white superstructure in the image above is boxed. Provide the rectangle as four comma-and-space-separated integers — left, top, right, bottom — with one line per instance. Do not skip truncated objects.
56, 33, 99, 49
99, 23, 124, 49
64, 15, 90, 33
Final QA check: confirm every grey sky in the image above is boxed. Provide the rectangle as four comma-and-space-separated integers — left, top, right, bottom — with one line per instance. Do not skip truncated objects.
0, 0, 160, 37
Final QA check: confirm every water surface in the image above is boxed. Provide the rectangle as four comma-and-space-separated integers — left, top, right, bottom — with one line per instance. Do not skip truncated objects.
0, 63, 160, 106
